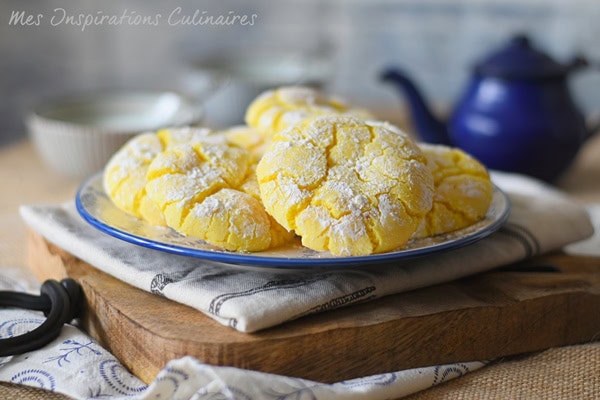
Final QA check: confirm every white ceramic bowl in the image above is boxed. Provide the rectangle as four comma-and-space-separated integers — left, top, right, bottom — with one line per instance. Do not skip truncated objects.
187, 51, 332, 127
27, 91, 202, 178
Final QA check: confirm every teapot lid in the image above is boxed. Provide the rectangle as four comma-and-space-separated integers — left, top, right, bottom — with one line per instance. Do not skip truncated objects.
475, 34, 569, 79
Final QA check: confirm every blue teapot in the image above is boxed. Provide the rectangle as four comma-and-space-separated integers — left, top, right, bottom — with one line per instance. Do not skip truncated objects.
381, 34, 597, 182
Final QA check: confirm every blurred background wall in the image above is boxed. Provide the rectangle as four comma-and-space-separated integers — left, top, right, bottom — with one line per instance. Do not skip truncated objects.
1, 0, 599, 145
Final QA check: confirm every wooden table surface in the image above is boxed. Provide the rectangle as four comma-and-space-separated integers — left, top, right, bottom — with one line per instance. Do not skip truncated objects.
0, 135, 599, 398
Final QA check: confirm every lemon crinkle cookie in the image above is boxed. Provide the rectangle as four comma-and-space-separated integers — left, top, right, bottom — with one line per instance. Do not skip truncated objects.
256, 116, 434, 256
145, 136, 293, 252
413, 144, 493, 238
221, 125, 267, 162
245, 86, 374, 138
219, 125, 294, 248
103, 127, 212, 226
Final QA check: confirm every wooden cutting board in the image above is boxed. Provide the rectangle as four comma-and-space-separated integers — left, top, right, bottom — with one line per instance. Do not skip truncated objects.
27, 230, 600, 384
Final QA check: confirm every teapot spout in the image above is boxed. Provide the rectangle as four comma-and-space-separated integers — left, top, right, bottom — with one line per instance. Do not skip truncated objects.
381, 68, 451, 145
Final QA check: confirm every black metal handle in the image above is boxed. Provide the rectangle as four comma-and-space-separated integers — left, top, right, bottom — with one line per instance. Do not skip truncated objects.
0, 278, 83, 356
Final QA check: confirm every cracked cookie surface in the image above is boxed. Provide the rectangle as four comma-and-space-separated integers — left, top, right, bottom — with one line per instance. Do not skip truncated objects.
103, 127, 212, 226
256, 116, 434, 256
222, 125, 267, 163
413, 144, 493, 238
245, 86, 374, 139
145, 136, 293, 252
220, 126, 295, 248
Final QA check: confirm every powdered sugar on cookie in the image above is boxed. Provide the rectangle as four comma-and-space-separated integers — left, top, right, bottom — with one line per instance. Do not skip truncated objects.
256, 115, 434, 256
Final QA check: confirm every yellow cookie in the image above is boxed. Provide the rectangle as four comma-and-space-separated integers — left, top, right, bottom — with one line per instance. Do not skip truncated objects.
237, 164, 296, 249
413, 144, 493, 238
219, 126, 296, 248
245, 86, 374, 138
222, 125, 267, 162
103, 128, 212, 226
145, 138, 293, 252
180, 188, 273, 251
103, 132, 165, 225
256, 116, 434, 256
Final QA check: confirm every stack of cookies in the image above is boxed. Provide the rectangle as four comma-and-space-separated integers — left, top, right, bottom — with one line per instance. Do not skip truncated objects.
103, 87, 492, 256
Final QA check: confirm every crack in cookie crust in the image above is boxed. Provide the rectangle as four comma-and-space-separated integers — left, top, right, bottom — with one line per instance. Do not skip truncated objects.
256, 115, 434, 256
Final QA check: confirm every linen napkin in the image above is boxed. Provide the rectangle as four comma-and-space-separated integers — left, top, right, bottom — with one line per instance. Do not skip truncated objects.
0, 267, 486, 400
19, 172, 594, 333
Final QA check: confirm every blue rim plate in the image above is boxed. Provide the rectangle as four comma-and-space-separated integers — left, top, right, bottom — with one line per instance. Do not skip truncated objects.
76, 173, 511, 268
